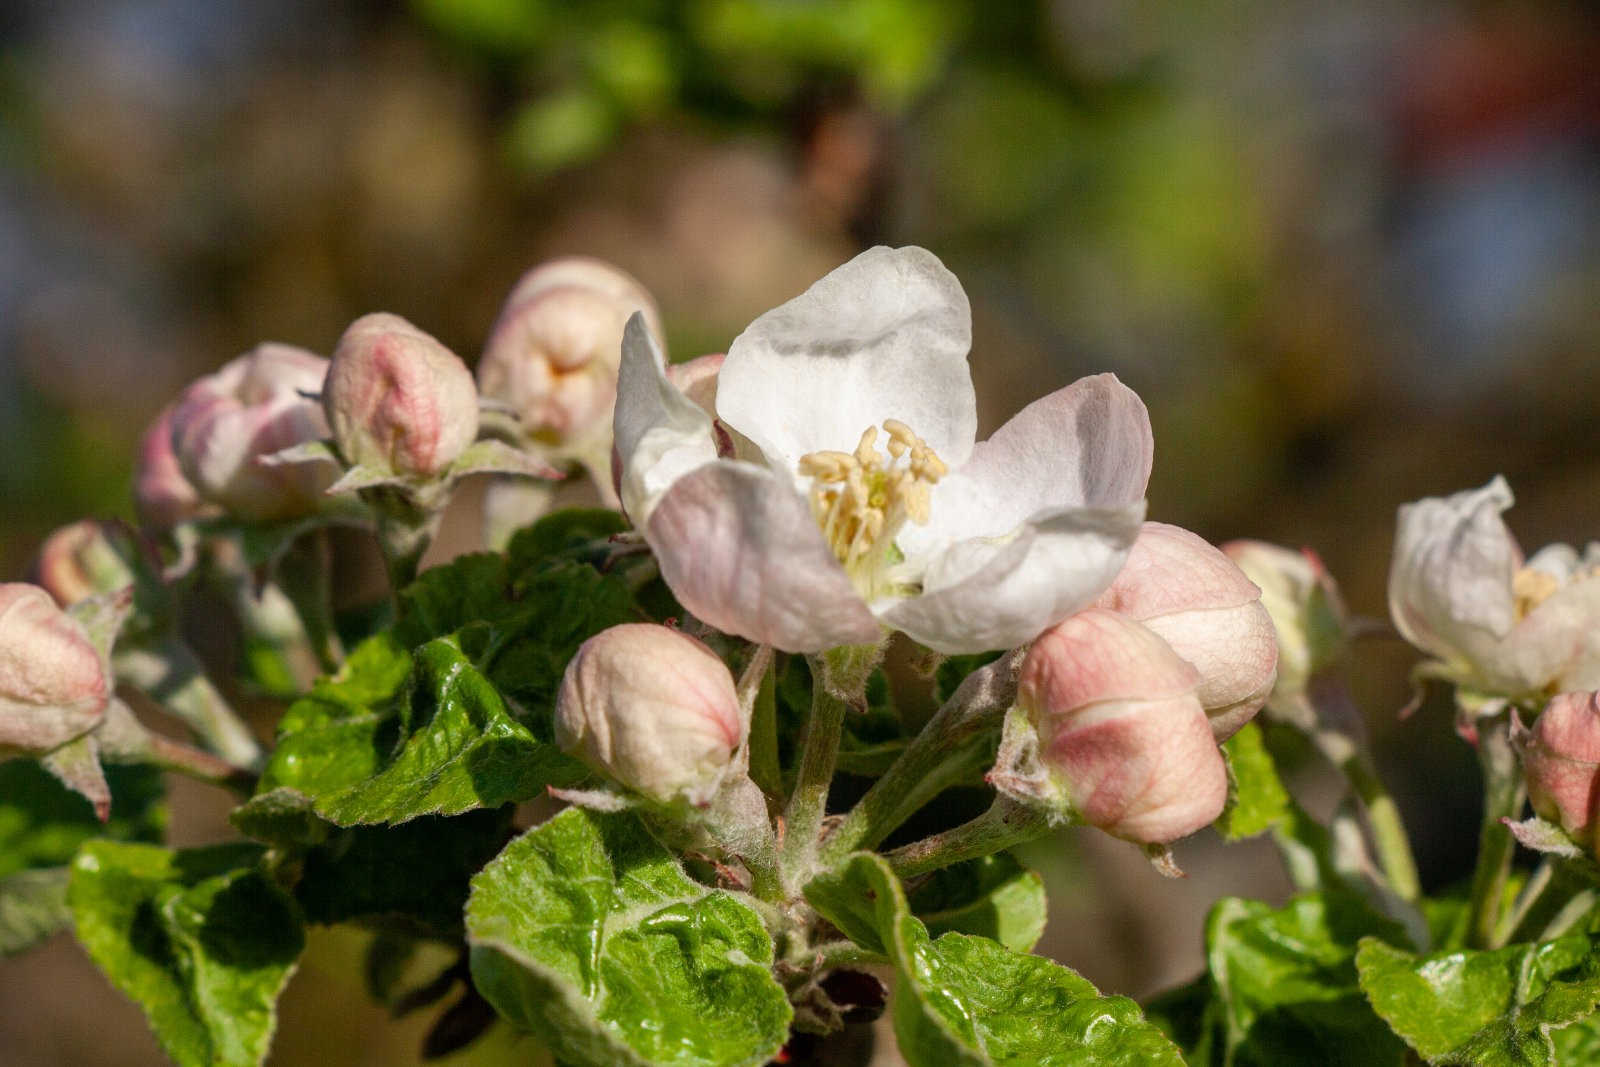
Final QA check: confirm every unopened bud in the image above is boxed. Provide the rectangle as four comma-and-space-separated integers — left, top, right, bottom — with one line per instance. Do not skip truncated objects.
477, 257, 662, 448
325, 313, 479, 478
1095, 522, 1278, 741
554, 624, 745, 806
31, 521, 138, 607
134, 404, 208, 531
1222, 540, 1348, 701
1516, 692, 1600, 849
0, 583, 109, 757
997, 608, 1227, 845
170, 343, 333, 521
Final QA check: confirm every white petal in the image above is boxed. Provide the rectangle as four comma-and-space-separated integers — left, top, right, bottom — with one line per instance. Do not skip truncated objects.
716, 246, 976, 477
614, 313, 718, 522
645, 460, 882, 653
1502, 575, 1600, 693
1387, 476, 1519, 671
880, 502, 1145, 654
899, 373, 1152, 558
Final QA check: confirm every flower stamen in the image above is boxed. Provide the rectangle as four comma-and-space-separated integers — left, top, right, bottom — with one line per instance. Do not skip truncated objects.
799, 421, 946, 596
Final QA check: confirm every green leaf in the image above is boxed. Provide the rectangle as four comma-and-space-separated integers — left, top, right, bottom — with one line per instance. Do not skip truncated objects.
1217, 722, 1293, 840
465, 807, 791, 1066
806, 853, 1183, 1066
295, 809, 512, 935
0, 760, 167, 878
68, 841, 304, 1067
251, 626, 588, 826
905, 852, 1048, 953
1143, 974, 1225, 1065
1356, 930, 1600, 1065
393, 552, 511, 649
0, 867, 71, 956
505, 507, 628, 578
1206, 892, 1410, 1066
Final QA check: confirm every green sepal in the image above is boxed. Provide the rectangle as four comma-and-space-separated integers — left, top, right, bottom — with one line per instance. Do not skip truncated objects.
68, 841, 304, 1067
1217, 722, 1293, 841
806, 853, 1183, 1066
465, 807, 791, 1067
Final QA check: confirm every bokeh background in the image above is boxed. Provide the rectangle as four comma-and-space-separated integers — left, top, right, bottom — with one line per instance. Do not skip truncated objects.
2, 1, 1598, 1063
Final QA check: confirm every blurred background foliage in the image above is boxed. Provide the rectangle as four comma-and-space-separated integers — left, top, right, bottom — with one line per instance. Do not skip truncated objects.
1, 1, 1598, 1063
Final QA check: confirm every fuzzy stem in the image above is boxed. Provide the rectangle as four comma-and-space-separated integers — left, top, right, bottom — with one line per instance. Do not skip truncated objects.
820, 649, 1023, 868
1312, 726, 1421, 903
746, 654, 782, 799
276, 530, 344, 672
780, 659, 850, 888
884, 796, 1052, 879
367, 487, 441, 597
115, 642, 262, 769
1466, 718, 1523, 950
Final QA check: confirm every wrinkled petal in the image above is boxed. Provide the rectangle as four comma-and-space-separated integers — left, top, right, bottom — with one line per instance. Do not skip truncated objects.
899, 373, 1152, 558
614, 313, 718, 522
716, 246, 976, 477
646, 461, 881, 652
880, 502, 1145, 654
1388, 476, 1520, 673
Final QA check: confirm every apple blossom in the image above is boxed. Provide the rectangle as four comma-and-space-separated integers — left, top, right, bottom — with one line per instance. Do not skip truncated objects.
554, 623, 746, 806
613, 245, 1150, 654
1222, 539, 1348, 706
1094, 522, 1278, 741
324, 313, 480, 479
990, 608, 1227, 844
170, 342, 335, 521
0, 583, 110, 758
1513, 692, 1600, 850
134, 404, 210, 532
1390, 476, 1600, 707
477, 256, 662, 451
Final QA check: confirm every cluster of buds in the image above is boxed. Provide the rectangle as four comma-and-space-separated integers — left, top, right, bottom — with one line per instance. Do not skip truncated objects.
991, 522, 1279, 845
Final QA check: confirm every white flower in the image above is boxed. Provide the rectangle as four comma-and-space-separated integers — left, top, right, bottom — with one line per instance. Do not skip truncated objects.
1389, 476, 1600, 705
614, 246, 1151, 654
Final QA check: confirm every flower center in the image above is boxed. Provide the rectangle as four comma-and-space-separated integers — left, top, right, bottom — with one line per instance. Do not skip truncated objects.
1514, 564, 1600, 620
797, 420, 947, 597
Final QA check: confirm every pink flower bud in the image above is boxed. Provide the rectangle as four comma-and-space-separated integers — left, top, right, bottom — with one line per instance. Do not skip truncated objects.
1222, 540, 1348, 701
1095, 522, 1278, 741
1517, 692, 1600, 848
133, 404, 209, 531
477, 257, 662, 448
0, 583, 109, 757
31, 521, 138, 607
1010, 608, 1227, 844
170, 343, 334, 521
324, 313, 479, 478
554, 624, 745, 806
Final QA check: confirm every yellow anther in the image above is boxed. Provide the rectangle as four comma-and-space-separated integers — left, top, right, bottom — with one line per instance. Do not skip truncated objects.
799, 419, 948, 596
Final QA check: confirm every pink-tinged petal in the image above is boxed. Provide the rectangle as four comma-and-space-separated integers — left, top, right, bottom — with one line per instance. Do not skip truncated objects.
717, 246, 976, 476
645, 461, 881, 652
1518, 693, 1600, 844
1096, 522, 1259, 618
1019, 609, 1226, 844
1143, 601, 1278, 741
0, 583, 109, 757
1388, 477, 1520, 674
614, 314, 718, 523
133, 404, 207, 532
665, 353, 725, 419
900, 373, 1152, 558
880, 502, 1144, 654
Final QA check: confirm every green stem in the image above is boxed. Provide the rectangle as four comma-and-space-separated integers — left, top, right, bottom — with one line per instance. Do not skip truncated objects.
780, 658, 850, 888
884, 796, 1052, 879
1466, 718, 1523, 950
370, 490, 439, 596
114, 642, 262, 769
1312, 727, 1422, 902
276, 530, 344, 672
820, 649, 1023, 868
747, 655, 782, 799
1500, 860, 1592, 947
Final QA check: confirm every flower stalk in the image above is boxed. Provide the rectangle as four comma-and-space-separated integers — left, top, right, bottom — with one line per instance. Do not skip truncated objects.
780, 656, 852, 888
1466, 714, 1524, 949
883, 796, 1052, 879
